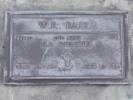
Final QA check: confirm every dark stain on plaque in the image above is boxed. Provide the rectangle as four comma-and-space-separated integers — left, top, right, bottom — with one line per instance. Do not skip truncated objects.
5, 11, 129, 85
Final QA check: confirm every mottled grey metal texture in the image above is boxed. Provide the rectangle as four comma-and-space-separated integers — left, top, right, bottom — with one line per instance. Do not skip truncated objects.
4, 11, 130, 85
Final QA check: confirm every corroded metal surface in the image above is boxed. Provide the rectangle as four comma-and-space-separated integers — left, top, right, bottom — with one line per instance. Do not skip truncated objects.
5, 11, 129, 84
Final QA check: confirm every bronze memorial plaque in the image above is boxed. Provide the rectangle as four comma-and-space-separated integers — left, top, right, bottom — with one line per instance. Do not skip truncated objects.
5, 11, 129, 85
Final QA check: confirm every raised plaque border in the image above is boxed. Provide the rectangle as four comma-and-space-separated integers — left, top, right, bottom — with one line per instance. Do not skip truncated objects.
4, 11, 130, 85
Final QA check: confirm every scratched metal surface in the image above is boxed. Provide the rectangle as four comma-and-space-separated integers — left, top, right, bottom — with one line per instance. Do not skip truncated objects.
4, 11, 129, 85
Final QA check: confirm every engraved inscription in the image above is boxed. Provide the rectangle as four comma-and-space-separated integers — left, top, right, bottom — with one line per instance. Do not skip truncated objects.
38, 19, 97, 30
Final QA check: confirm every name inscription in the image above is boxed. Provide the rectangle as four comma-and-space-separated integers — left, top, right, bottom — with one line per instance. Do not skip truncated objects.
38, 20, 97, 30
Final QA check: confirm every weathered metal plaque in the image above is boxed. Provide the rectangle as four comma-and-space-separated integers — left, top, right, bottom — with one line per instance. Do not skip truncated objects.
5, 11, 129, 84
